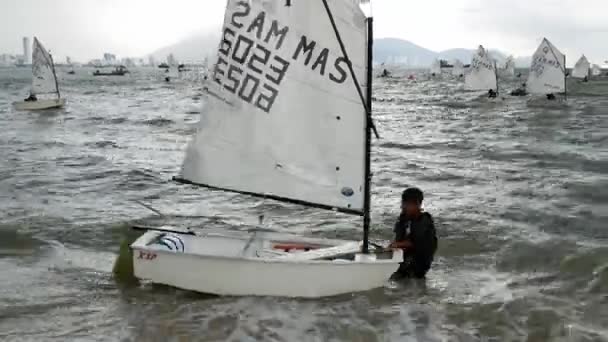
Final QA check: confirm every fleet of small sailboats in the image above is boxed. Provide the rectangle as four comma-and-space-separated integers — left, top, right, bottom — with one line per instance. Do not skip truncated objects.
13, 30, 605, 115
422, 33, 608, 100
12, 37, 65, 111
422, 36, 607, 102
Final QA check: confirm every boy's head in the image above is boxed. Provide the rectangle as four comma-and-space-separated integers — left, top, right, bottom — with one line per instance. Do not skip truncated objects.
401, 187, 424, 216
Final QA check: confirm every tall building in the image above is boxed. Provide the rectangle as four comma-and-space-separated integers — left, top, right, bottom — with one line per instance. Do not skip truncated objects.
0, 54, 17, 67
23, 37, 31, 64
103, 53, 117, 65
167, 53, 176, 66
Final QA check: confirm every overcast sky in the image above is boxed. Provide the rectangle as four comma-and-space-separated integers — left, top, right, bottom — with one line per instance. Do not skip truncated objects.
1, 0, 606, 64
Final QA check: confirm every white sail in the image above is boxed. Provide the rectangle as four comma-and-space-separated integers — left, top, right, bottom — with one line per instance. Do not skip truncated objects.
502, 55, 515, 77
465, 45, 497, 91
31, 37, 59, 96
181, 0, 369, 212
527, 38, 566, 94
572, 55, 590, 79
591, 64, 602, 76
452, 59, 464, 77
430, 59, 441, 75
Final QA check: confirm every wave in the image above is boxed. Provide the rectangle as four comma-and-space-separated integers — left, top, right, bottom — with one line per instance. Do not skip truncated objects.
85, 140, 120, 149
379, 142, 428, 150
141, 118, 175, 127
0, 225, 50, 259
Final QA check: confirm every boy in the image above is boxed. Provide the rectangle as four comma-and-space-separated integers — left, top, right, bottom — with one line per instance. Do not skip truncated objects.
390, 187, 438, 280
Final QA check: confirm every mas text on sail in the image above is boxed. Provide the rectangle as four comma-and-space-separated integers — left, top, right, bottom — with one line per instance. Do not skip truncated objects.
212, 1, 351, 113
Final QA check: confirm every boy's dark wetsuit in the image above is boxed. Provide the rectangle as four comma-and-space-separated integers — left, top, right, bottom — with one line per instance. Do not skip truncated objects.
392, 212, 438, 279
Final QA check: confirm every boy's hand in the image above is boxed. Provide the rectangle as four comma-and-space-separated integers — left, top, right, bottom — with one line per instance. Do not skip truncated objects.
389, 240, 413, 249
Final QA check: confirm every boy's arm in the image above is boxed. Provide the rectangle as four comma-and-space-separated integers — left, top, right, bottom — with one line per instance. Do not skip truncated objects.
391, 218, 413, 249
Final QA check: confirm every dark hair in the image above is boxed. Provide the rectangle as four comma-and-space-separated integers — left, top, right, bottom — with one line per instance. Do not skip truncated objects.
402, 187, 424, 204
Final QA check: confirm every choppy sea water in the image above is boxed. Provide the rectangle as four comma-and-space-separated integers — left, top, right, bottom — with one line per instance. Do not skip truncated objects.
0, 66, 607, 342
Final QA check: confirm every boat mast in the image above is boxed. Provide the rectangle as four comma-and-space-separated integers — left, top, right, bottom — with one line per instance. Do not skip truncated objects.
494, 60, 499, 95
50, 53, 60, 99
362, 16, 373, 254
564, 55, 568, 100
320, 0, 376, 254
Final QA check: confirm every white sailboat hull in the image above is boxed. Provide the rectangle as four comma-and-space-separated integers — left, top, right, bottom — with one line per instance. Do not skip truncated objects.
131, 230, 402, 298
13, 98, 65, 111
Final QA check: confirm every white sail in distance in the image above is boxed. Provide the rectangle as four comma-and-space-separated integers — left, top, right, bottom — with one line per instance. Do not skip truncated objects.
591, 64, 602, 76
180, 0, 370, 213
502, 55, 515, 77
572, 55, 590, 79
31, 37, 59, 97
452, 59, 464, 77
465, 45, 497, 91
527, 38, 566, 94
430, 59, 441, 75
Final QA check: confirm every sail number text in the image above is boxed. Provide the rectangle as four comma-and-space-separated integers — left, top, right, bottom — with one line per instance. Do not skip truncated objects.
213, 1, 350, 113
137, 251, 157, 261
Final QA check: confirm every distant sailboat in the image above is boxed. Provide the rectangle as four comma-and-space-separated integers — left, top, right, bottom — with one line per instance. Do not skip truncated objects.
527, 38, 566, 96
128, 0, 402, 298
501, 55, 515, 78
93, 65, 130, 76
465, 45, 498, 92
163, 66, 180, 83
66, 56, 76, 75
13, 37, 65, 110
571, 55, 590, 79
591, 64, 602, 77
430, 59, 441, 76
452, 59, 464, 77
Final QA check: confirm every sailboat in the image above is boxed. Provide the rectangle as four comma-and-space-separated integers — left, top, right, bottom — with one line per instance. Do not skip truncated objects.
465, 45, 498, 93
571, 55, 590, 79
430, 59, 441, 76
591, 64, 602, 77
93, 65, 129, 76
13, 37, 65, 110
129, 0, 402, 298
501, 55, 516, 78
526, 38, 566, 98
452, 59, 464, 78
66, 56, 76, 75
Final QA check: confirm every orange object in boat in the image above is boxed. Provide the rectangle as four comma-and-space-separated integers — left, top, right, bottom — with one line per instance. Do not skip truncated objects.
272, 243, 316, 252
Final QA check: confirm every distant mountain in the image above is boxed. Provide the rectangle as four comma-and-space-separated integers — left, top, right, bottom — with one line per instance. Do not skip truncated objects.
438, 48, 508, 64
150, 32, 219, 63
374, 38, 437, 66
375, 38, 527, 67
148, 35, 530, 68
514, 56, 532, 68
437, 49, 476, 64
